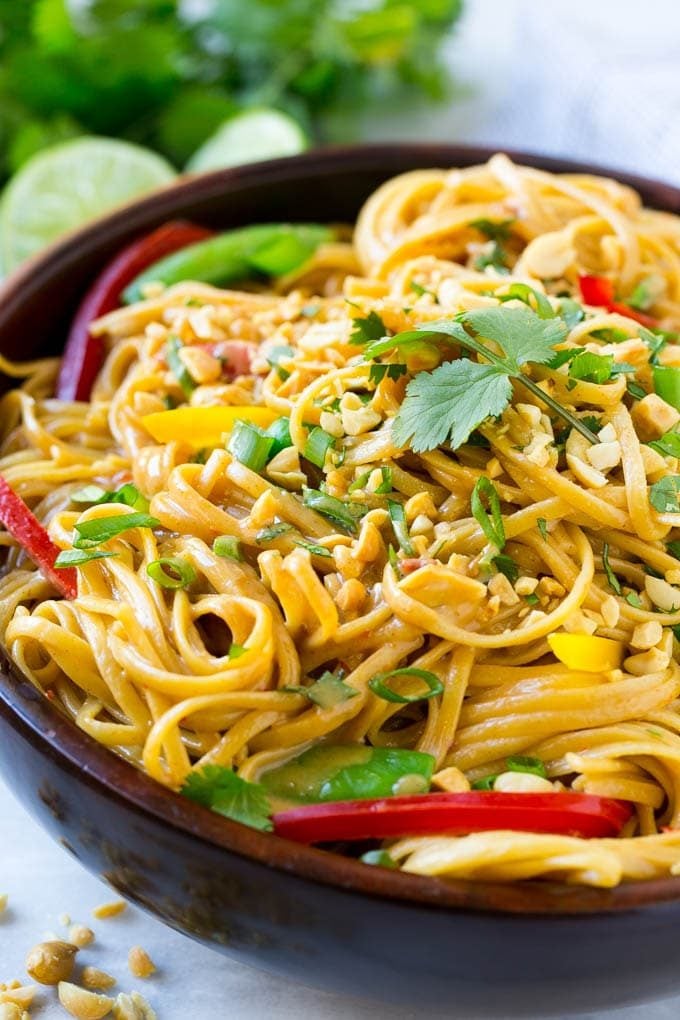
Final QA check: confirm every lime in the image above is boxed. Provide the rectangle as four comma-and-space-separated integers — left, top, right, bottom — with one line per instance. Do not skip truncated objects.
0, 136, 176, 271
186, 109, 309, 174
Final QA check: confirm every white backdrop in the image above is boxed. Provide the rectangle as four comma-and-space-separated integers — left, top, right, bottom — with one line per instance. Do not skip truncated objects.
3, 0, 680, 1015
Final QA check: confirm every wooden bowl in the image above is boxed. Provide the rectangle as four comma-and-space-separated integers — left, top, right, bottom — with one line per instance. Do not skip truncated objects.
2, 145, 680, 1016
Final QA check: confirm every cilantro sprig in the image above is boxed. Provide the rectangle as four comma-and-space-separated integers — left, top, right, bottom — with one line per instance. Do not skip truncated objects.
391, 305, 599, 453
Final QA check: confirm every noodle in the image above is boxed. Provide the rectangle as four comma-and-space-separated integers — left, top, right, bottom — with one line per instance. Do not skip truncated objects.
4, 154, 680, 887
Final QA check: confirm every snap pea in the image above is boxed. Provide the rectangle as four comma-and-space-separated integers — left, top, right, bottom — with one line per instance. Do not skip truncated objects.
260, 744, 435, 804
123, 223, 333, 304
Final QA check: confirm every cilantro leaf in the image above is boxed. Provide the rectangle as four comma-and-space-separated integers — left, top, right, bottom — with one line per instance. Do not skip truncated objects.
649, 432, 680, 458
392, 305, 580, 453
350, 310, 387, 346
470, 218, 514, 241
492, 553, 518, 583
181, 766, 272, 832
602, 542, 622, 595
650, 476, 680, 513
496, 283, 555, 320
393, 360, 511, 452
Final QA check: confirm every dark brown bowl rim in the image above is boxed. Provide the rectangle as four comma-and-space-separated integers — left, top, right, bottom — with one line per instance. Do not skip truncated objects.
3, 141, 680, 919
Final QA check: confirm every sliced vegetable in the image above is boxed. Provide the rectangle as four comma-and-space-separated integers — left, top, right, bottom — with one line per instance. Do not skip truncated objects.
73, 512, 160, 549
368, 667, 443, 704
146, 557, 197, 589
547, 632, 624, 672
302, 488, 365, 534
71, 482, 149, 513
166, 335, 197, 399
285, 671, 357, 709
0, 475, 77, 599
266, 417, 293, 457
303, 426, 335, 468
213, 536, 243, 561
506, 755, 548, 778
578, 274, 658, 328
471, 476, 505, 550
602, 543, 622, 596
141, 405, 278, 450
54, 549, 118, 568
57, 221, 212, 401
653, 366, 680, 412
273, 791, 632, 843
260, 744, 435, 804
388, 500, 415, 556
228, 421, 275, 472
123, 223, 333, 304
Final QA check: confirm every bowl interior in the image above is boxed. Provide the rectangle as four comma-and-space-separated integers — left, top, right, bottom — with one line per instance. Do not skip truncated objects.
3, 142, 680, 917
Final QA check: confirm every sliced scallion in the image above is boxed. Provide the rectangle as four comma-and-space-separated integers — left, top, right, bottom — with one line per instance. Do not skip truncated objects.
54, 549, 118, 568
302, 487, 364, 534
256, 523, 293, 543
213, 535, 243, 560
166, 335, 196, 398
73, 512, 160, 549
266, 417, 292, 457
388, 500, 415, 556
368, 667, 444, 704
505, 755, 547, 778
228, 420, 275, 472
303, 426, 335, 468
147, 557, 197, 589
294, 538, 332, 558
471, 476, 505, 550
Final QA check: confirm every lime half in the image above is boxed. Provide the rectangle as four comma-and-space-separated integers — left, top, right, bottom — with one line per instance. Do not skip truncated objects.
186, 109, 309, 174
0, 136, 176, 271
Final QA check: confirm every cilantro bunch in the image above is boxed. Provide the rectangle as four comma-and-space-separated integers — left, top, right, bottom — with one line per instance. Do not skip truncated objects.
0, 0, 463, 182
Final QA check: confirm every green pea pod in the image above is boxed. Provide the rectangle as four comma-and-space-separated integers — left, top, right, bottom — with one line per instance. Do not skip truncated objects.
260, 744, 435, 804
122, 223, 333, 304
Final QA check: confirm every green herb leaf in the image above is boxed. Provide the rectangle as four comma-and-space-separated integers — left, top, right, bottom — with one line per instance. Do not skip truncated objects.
388, 499, 415, 556
559, 298, 585, 328
568, 351, 614, 384
360, 850, 397, 868
496, 283, 555, 319
302, 487, 365, 534
166, 336, 196, 399
628, 277, 656, 311
667, 540, 680, 560
54, 548, 118, 568
625, 592, 643, 607
470, 218, 514, 241
601, 543, 622, 595
650, 476, 680, 513
256, 523, 294, 543
350, 310, 387, 346
492, 553, 519, 583
228, 644, 247, 659
410, 279, 437, 300
293, 538, 332, 558
649, 432, 680, 458
627, 380, 647, 401
266, 344, 295, 380
147, 557, 197, 590
537, 517, 548, 541
369, 362, 407, 385
506, 755, 547, 778
524, 592, 540, 606
368, 667, 444, 704
181, 765, 272, 832
73, 512, 160, 549
71, 482, 149, 513
471, 477, 505, 550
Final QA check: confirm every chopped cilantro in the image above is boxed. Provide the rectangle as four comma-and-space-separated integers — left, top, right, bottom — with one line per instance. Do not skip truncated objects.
181, 766, 272, 831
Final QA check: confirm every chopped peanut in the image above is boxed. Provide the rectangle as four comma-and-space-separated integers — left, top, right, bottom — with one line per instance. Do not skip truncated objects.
666, 569, 680, 585
111, 992, 156, 1020
68, 925, 95, 949
488, 572, 520, 606
336, 578, 365, 614
177, 345, 221, 384
624, 648, 670, 676
600, 595, 620, 629
82, 969, 116, 993
410, 513, 433, 536
645, 575, 680, 612
562, 610, 598, 636
405, 492, 437, 522
339, 393, 380, 436
25, 940, 78, 985
0, 986, 35, 1009
514, 576, 539, 596
58, 982, 113, 1020
630, 621, 663, 651
92, 901, 126, 921
586, 440, 621, 473
432, 767, 470, 792
631, 393, 680, 442
127, 947, 156, 980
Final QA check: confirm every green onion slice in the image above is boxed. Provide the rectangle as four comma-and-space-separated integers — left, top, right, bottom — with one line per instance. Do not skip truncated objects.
54, 549, 118, 568
147, 557, 197, 589
360, 850, 397, 869
166, 335, 196, 398
368, 667, 444, 704
303, 426, 335, 468
213, 536, 243, 560
73, 512, 160, 549
471, 476, 505, 550
388, 500, 415, 556
302, 487, 364, 534
228, 420, 275, 472
505, 755, 547, 778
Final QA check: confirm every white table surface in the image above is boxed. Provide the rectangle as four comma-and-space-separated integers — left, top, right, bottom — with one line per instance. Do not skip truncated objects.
4, 0, 680, 1015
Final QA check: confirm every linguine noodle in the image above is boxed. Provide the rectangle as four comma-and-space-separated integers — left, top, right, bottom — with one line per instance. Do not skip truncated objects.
4, 153, 680, 886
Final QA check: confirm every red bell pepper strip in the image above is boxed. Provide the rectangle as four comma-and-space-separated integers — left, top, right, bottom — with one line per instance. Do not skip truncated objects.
57, 221, 214, 402
273, 791, 632, 844
0, 475, 77, 599
578, 274, 658, 329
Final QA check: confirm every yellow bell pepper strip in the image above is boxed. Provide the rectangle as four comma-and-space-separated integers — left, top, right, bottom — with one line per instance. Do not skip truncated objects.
141, 406, 278, 450
547, 632, 624, 672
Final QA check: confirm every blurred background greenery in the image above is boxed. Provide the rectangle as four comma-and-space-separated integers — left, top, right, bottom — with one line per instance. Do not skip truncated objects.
0, 0, 462, 178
